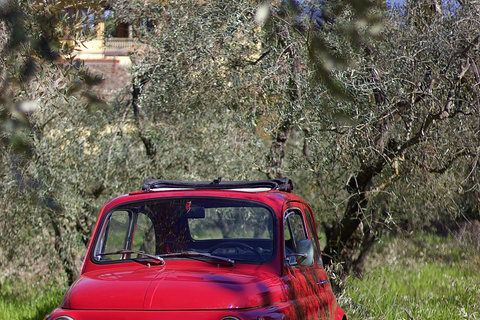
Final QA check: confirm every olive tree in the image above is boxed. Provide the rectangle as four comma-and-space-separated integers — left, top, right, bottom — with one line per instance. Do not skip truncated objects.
0, 0, 110, 285
120, 0, 480, 290
108, 0, 385, 280
5, 0, 478, 293
289, 0, 480, 288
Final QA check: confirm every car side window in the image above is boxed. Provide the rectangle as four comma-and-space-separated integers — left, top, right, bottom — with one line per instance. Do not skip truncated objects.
303, 207, 323, 267
284, 209, 308, 266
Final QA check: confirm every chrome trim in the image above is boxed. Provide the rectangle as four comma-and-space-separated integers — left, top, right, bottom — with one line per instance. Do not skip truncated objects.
53, 316, 75, 320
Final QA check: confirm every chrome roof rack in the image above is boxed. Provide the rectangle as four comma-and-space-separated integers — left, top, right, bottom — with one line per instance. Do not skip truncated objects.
141, 177, 294, 193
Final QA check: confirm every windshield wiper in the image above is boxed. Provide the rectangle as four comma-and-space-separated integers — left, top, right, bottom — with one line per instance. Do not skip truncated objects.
97, 250, 165, 264
159, 251, 235, 267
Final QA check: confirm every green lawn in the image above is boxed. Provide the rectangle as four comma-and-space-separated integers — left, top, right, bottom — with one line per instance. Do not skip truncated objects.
342, 234, 480, 320
0, 283, 66, 320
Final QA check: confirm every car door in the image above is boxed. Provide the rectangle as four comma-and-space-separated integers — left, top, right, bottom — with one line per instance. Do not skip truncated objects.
301, 203, 337, 320
282, 203, 333, 320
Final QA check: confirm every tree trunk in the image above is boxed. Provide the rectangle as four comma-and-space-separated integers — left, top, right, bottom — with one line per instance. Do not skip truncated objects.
266, 121, 292, 179
266, 24, 299, 179
132, 76, 157, 158
48, 210, 78, 286
322, 156, 386, 290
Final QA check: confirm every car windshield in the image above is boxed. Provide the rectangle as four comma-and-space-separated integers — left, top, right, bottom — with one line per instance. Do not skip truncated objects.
93, 198, 275, 264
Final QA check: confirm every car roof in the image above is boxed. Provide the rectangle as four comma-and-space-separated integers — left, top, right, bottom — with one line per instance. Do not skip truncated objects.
102, 178, 307, 217
141, 177, 294, 193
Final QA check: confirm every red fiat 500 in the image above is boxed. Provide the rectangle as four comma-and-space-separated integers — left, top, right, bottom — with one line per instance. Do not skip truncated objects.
46, 178, 346, 320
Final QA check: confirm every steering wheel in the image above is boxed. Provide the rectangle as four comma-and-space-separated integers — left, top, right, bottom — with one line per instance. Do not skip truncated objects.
208, 241, 264, 262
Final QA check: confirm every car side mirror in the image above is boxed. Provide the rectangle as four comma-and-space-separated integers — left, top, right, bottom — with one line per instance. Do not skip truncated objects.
296, 238, 314, 266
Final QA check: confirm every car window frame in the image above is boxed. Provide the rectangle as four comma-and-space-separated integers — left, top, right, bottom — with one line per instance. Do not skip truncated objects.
90, 197, 278, 265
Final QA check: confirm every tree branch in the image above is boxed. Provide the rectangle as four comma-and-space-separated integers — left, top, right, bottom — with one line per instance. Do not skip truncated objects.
405, 148, 474, 174
245, 49, 271, 65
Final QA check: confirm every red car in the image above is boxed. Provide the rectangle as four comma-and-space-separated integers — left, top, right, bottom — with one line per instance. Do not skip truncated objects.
46, 178, 346, 320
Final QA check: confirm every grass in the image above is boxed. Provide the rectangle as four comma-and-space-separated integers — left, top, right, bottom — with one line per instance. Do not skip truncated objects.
0, 282, 66, 320
342, 233, 480, 320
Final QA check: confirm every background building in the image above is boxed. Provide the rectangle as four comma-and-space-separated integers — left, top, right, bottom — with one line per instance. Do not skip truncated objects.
59, 1, 138, 65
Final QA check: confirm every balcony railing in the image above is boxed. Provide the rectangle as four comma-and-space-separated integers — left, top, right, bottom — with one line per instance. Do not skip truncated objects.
104, 38, 138, 56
